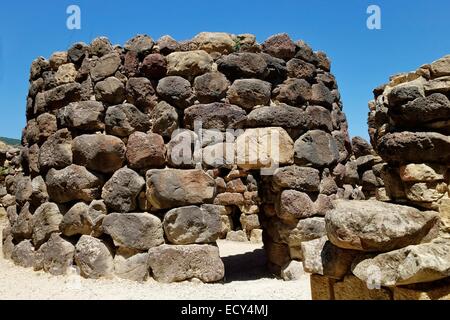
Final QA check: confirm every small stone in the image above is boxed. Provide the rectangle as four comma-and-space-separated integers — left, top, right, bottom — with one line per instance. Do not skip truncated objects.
140, 53, 167, 79
227, 79, 271, 110
166, 50, 213, 80
262, 33, 296, 61
94, 76, 125, 104
273, 78, 311, 106
156, 76, 194, 108
194, 72, 230, 103
105, 103, 150, 137
281, 260, 305, 281
226, 230, 248, 242
217, 52, 268, 80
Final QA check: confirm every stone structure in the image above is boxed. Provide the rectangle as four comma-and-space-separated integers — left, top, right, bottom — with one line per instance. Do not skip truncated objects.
1, 32, 357, 283
303, 55, 450, 300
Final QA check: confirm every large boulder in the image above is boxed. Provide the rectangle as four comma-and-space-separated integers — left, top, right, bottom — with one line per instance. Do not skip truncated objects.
226, 79, 271, 110
276, 190, 314, 220
75, 235, 114, 279
94, 76, 125, 105
149, 101, 179, 139
377, 132, 450, 164
294, 130, 339, 167
286, 58, 316, 81
36, 233, 75, 275
125, 77, 157, 112
235, 127, 294, 170
216, 52, 268, 80
301, 236, 360, 279
11, 240, 35, 268
156, 76, 194, 108
60, 201, 106, 237
90, 52, 121, 81
102, 212, 164, 250
352, 239, 450, 286
38, 129, 73, 171
246, 104, 307, 130
140, 53, 167, 79
113, 249, 149, 282
273, 78, 311, 106
325, 200, 440, 252
72, 134, 126, 173
184, 102, 246, 131
261, 33, 296, 61
105, 103, 150, 137
147, 244, 224, 283
31, 202, 63, 247
101, 167, 145, 212
193, 72, 230, 103
166, 50, 213, 79
146, 169, 216, 209
11, 202, 33, 240
163, 205, 222, 244
124, 34, 154, 56
192, 32, 235, 55
58, 101, 105, 131
126, 132, 166, 170
272, 165, 320, 192
46, 164, 103, 203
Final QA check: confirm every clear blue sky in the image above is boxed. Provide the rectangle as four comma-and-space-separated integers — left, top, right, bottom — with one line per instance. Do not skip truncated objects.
1, 0, 449, 140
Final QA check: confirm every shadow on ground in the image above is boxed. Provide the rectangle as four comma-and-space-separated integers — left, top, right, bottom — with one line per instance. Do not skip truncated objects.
221, 248, 275, 282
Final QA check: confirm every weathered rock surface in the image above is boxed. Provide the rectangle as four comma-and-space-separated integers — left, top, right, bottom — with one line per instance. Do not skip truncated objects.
147, 244, 224, 283
36, 233, 75, 275
101, 168, 145, 212
126, 132, 166, 170
184, 102, 246, 131
74, 235, 114, 279
163, 205, 222, 244
325, 200, 440, 252
146, 169, 215, 209
352, 239, 450, 286
31, 202, 63, 247
72, 134, 126, 173
105, 103, 150, 137
103, 212, 164, 250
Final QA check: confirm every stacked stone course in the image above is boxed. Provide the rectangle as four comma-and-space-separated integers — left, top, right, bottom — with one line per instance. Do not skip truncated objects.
2, 32, 360, 283
302, 55, 450, 300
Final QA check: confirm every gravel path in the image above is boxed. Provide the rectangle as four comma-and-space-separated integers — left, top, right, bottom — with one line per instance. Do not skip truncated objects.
0, 236, 311, 300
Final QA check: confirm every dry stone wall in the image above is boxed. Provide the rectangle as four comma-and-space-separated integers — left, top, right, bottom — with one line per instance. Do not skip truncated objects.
302, 55, 450, 300
2, 32, 356, 283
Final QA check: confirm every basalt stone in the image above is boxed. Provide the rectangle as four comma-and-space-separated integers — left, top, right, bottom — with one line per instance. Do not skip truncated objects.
262, 33, 296, 61
294, 40, 318, 64
217, 52, 268, 80
316, 52, 331, 71
140, 53, 167, 79
289, 217, 327, 245
94, 76, 125, 105
261, 53, 287, 85
123, 50, 139, 77
277, 190, 315, 220
113, 249, 149, 282
90, 53, 121, 81
193, 72, 230, 103
352, 239, 450, 286
156, 76, 194, 108
226, 79, 271, 110
11, 202, 34, 240
14, 176, 32, 205
31, 202, 63, 247
49, 52, 68, 71
90, 37, 113, 57
30, 57, 50, 80
310, 83, 334, 108
389, 93, 450, 125
352, 136, 374, 157
192, 32, 235, 55
40, 83, 81, 110
58, 101, 105, 131
272, 165, 320, 192
305, 105, 333, 132
166, 130, 200, 169
67, 42, 88, 64
125, 77, 157, 112
75, 235, 114, 279
246, 104, 307, 130
388, 81, 425, 106
124, 34, 154, 56
126, 132, 166, 170
147, 244, 224, 283
273, 78, 311, 106
157, 35, 180, 55
166, 50, 213, 79
38, 129, 73, 172
163, 205, 222, 244
72, 134, 125, 173
103, 212, 164, 250
184, 102, 246, 131
37, 233, 75, 275
294, 130, 339, 168
146, 169, 215, 209
54, 63, 77, 85
326, 200, 440, 252
46, 164, 103, 203
36, 113, 57, 142
11, 240, 35, 268
105, 103, 151, 137
286, 58, 316, 81
149, 101, 179, 138
377, 132, 450, 164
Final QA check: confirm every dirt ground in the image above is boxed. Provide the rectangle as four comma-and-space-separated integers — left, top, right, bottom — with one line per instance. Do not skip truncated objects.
0, 235, 311, 300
